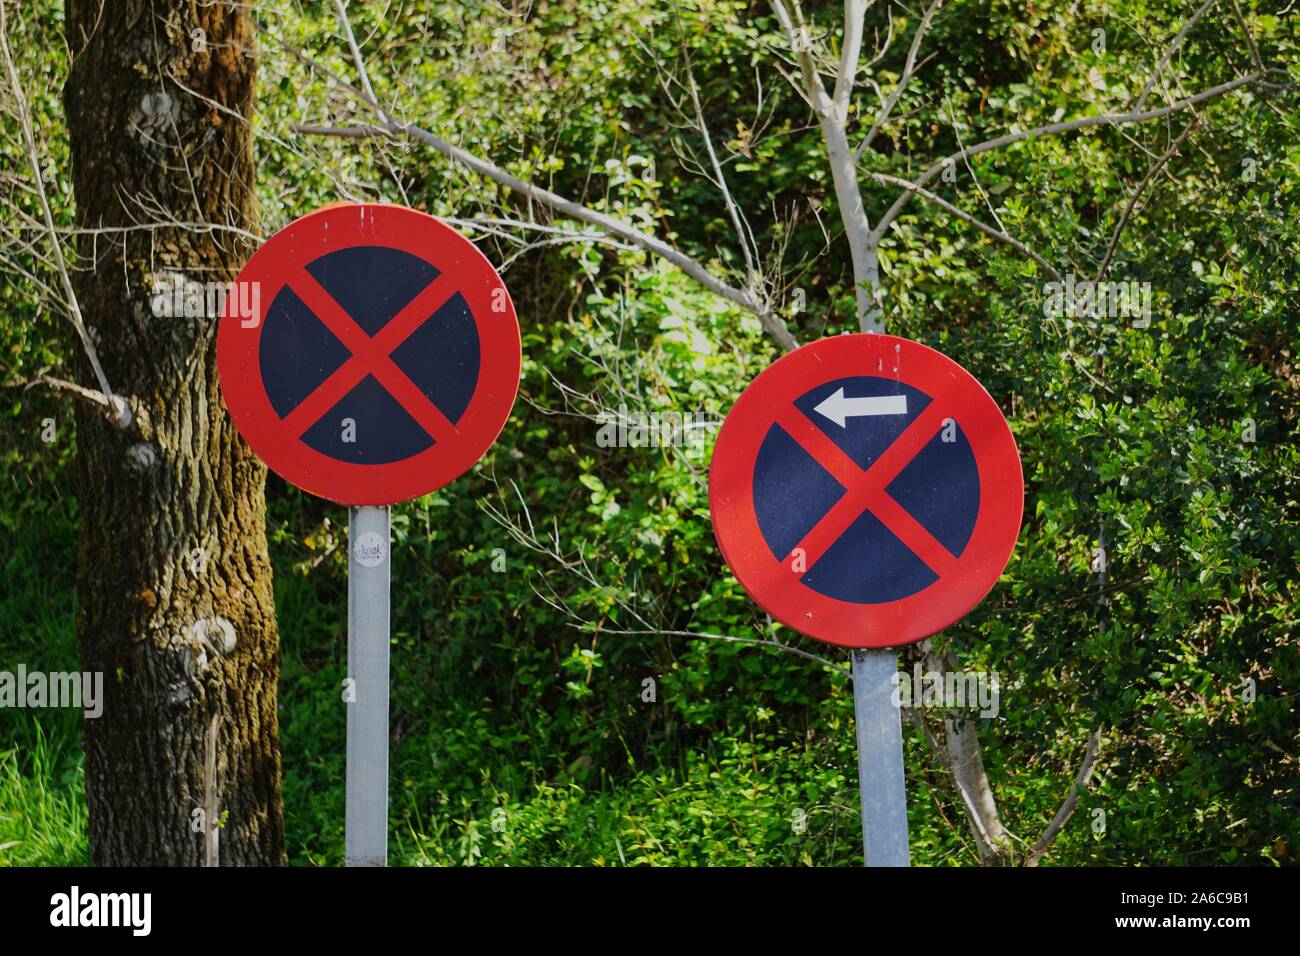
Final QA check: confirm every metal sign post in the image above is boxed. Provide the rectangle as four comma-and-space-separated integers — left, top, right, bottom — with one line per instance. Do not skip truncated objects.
708, 334, 1025, 867
345, 505, 390, 866
217, 202, 521, 869
851, 647, 909, 867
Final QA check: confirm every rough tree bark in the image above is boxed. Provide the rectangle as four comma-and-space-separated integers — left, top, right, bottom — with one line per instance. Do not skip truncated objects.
64, 0, 284, 865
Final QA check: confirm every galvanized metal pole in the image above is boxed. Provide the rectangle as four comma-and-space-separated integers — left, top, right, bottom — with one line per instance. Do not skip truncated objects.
852, 647, 909, 867
346, 505, 390, 866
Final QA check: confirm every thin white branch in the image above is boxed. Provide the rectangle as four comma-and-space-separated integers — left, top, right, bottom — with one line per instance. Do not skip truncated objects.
946, 93, 1006, 234
587, 627, 845, 671
681, 42, 760, 286
24, 375, 132, 427
770, 0, 883, 332
868, 172, 1062, 282
855, 0, 944, 159
1228, 0, 1265, 74
300, 5, 799, 351
1, 1, 126, 428
7, 220, 265, 244
1095, 117, 1200, 284
1024, 729, 1103, 866
294, 118, 797, 351
769, 0, 830, 109
832, 0, 868, 115
1135, 0, 1217, 110
869, 72, 1264, 246
331, 0, 388, 123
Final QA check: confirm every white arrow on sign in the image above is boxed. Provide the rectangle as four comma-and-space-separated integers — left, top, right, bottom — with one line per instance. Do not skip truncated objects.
813, 387, 908, 427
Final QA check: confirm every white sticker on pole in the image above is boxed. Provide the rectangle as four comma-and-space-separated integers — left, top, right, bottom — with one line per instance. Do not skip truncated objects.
352, 532, 387, 568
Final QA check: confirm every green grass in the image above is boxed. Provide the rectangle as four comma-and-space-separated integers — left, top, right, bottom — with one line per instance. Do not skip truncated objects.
0, 467, 88, 867
0, 728, 88, 866
0, 500, 882, 868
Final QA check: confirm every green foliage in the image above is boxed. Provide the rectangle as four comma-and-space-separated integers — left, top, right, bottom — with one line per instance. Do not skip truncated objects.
0, 731, 87, 867
1, 0, 1296, 866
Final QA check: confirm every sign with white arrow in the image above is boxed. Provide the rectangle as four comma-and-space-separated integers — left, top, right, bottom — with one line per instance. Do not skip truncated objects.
814, 387, 908, 426
709, 334, 1025, 868
710, 336, 1022, 646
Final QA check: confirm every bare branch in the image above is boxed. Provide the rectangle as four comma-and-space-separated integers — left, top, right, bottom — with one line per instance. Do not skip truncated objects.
832, 0, 868, 114
1024, 729, 1103, 866
769, 0, 830, 108
1068, 349, 1119, 395
1135, 0, 1217, 110
868, 172, 1062, 282
295, 118, 796, 351
23, 375, 133, 428
855, 0, 944, 160
1228, 0, 1265, 74
677, 27, 760, 288
6, 219, 264, 244
869, 72, 1265, 247
585, 626, 846, 672
331, 0, 388, 123
770, 0, 883, 332
946, 93, 1007, 234
0, 1, 126, 428
299, 5, 800, 351
905, 643, 1015, 865
1095, 117, 1201, 284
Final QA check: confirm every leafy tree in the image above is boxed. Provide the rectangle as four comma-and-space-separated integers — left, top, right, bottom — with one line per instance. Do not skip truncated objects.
1, 0, 1294, 867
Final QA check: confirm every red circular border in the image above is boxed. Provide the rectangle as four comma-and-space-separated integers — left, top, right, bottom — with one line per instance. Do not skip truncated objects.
708, 334, 1023, 649
217, 203, 521, 505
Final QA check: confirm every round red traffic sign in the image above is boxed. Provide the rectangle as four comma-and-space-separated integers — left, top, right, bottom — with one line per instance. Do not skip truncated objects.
217, 203, 520, 505
708, 334, 1023, 648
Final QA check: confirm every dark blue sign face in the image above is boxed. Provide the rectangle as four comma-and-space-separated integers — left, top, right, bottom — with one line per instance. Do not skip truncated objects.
219, 202, 521, 506
752, 375, 979, 604
259, 245, 481, 465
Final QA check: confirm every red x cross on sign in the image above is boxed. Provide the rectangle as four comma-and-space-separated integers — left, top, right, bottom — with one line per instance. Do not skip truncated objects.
282, 269, 461, 444
771, 399, 961, 580
218, 203, 521, 506
709, 334, 1023, 649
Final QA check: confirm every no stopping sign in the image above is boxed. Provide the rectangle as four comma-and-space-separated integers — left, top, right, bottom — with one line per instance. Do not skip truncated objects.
708, 334, 1024, 648
217, 203, 520, 505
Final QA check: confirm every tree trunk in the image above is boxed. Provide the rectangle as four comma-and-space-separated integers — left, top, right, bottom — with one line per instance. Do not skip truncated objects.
924, 644, 1014, 865
64, 0, 284, 865
818, 113, 883, 335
